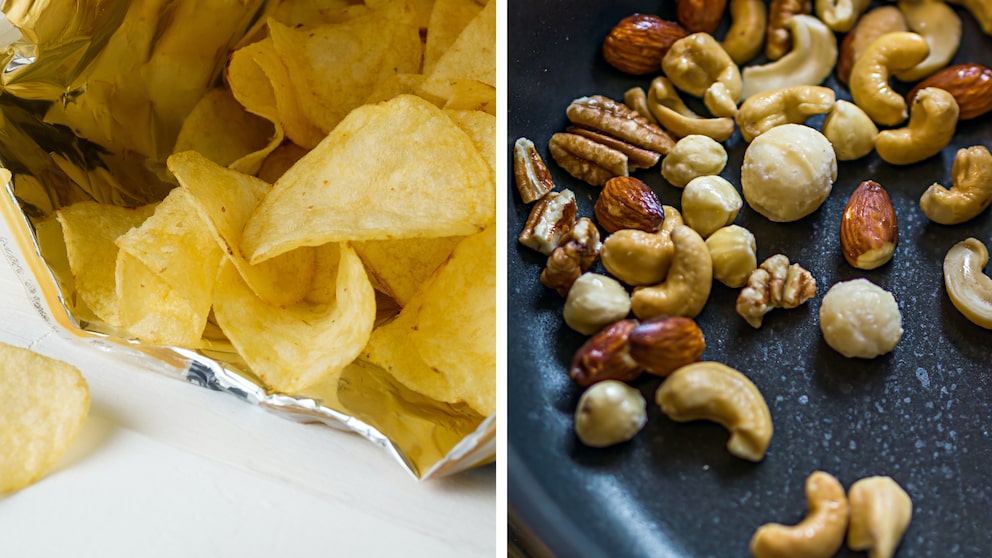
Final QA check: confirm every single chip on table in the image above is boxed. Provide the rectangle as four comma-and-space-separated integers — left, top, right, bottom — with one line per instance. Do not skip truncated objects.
0, 341, 89, 494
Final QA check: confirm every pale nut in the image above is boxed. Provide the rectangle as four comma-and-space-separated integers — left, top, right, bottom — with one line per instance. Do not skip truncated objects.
655, 361, 773, 462
766, 0, 813, 60
907, 63, 992, 121
518, 189, 577, 255
736, 254, 817, 328
661, 134, 728, 188
741, 15, 837, 100
750, 471, 849, 558
894, 0, 961, 82
627, 315, 706, 377
943, 237, 992, 329
594, 176, 666, 234
563, 273, 632, 335
849, 31, 930, 127
874, 87, 959, 166
947, 0, 992, 35
821, 100, 878, 161
735, 85, 835, 143
677, 0, 728, 34
920, 145, 992, 225
602, 14, 689, 76
819, 278, 903, 359
840, 180, 898, 270
623, 86, 661, 125
836, 6, 908, 84
722, 0, 767, 65
681, 175, 743, 238
661, 33, 742, 117
600, 207, 682, 286
631, 225, 713, 319
574, 380, 648, 448
645, 76, 737, 141
816, 0, 870, 32
513, 137, 556, 203
847, 476, 913, 558
705, 224, 757, 288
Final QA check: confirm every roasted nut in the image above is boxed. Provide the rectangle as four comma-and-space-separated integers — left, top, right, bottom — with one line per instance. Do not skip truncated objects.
895, 0, 961, 82
631, 225, 713, 319
821, 100, 878, 161
907, 63, 992, 121
847, 476, 913, 558
518, 189, 577, 255
681, 175, 742, 238
623, 86, 660, 124
602, 14, 689, 75
735, 85, 835, 142
947, 0, 992, 35
513, 137, 556, 203
540, 217, 601, 296
564, 273, 632, 335
677, 0, 728, 34
705, 224, 757, 288
566, 95, 676, 154
737, 254, 816, 328
565, 126, 661, 171
722, 0, 767, 65
943, 237, 992, 329
740, 124, 836, 222
766, 0, 813, 60
645, 76, 736, 141
741, 15, 837, 100
627, 315, 706, 377
656, 361, 773, 462
600, 206, 683, 286
569, 319, 641, 386
840, 180, 898, 270
548, 132, 627, 186
574, 380, 648, 447
837, 6, 908, 84
920, 145, 992, 225
594, 176, 665, 234
661, 33, 742, 117
750, 471, 849, 558
816, 0, 870, 32
820, 278, 903, 358
875, 87, 959, 166
661, 134, 728, 188
849, 31, 930, 127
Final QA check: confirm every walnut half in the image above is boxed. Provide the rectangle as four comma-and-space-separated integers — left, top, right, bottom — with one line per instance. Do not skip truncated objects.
736, 254, 816, 328
540, 218, 602, 296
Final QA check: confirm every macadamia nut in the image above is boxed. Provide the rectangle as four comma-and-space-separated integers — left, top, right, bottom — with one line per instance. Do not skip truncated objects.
661, 134, 728, 188
741, 124, 837, 222
574, 380, 648, 447
563, 273, 632, 335
819, 278, 903, 358
681, 175, 743, 237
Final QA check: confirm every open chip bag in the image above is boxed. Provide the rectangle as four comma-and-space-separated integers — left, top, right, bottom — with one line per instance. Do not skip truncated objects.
0, 0, 496, 479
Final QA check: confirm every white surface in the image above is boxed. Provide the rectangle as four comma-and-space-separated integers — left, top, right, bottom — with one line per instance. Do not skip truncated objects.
0, 220, 496, 556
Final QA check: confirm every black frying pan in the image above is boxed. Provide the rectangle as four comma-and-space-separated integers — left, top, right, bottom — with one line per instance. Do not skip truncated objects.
508, 1, 992, 556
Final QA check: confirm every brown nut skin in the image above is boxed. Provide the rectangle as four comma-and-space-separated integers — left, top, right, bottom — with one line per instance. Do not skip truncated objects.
767, 0, 813, 60
569, 319, 642, 386
677, 0, 728, 34
907, 63, 992, 121
628, 316, 705, 377
602, 14, 689, 75
840, 180, 898, 270
594, 176, 666, 234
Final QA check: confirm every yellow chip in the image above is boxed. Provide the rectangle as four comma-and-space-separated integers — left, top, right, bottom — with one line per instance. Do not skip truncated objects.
173, 87, 277, 174
353, 235, 462, 306
363, 72, 430, 105
445, 108, 496, 190
241, 94, 493, 262
212, 243, 376, 393
115, 252, 208, 346
255, 141, 309, 183
423, 0, 494, 87
424, 0, 482, 75
0, 341, 89, 494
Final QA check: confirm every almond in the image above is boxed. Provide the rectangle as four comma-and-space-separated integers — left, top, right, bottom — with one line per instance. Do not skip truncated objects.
840, 180, 899, 270
569, 319, 642, 386
594, 176, 665, 233
677, 0, 728, 34
627, 316, 705, 377
907, 63, 992, 121
602, 15, 688, 75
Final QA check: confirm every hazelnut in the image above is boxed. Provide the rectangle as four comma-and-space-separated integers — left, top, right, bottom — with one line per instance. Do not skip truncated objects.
563, 273, 632, 335
594, 176, 665, 233
681, 175, 742, 238
574, 380, 648, 447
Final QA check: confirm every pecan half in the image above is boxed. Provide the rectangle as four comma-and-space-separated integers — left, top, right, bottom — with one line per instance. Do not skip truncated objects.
566, 126, 661, 170
566, 95, 676, 155
513, 137, 556, 203
549, 132, 628, 187
540, 217, 602, 295
518, 189, 577, 255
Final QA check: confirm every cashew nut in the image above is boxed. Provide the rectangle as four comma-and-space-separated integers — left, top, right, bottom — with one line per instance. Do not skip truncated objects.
600, 206, 683, 285
722, 0, 767, 65
895, 0, 962, 82
920, 145, 992, 225
750, 471, 849, 558
816, 0, 870, 31
563, 273, 632, 335
630, 225, 712, 319
662, 33, 742, 118
622, 87, 660, 125
655, 361, 772, 462
943, 237, 992, 329
735, 85, 835, 142
947, 0, 992, 35
821, 100, 878, 161
849, 31, 930, 126
740, 15, 838, 100
646, 77, 736, 141
837, 6, 908, 84
874, 87, 958, 166
661, 135, 728, 188
705, 225, 757, 288
681, 175, 742, 238
847, 476, 913, 558
574, 380, 648, 448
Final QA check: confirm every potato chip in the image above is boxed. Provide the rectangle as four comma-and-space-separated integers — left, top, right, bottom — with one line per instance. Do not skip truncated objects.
363, 73, 431, 105
353, 235, 462, 306
0, 341, 89, 494
115, 252, 210, 346
173, 87, 276, 174
255, 141, 309, 183
445, 108, 496, 187
212, 243, 376, 393
423, 0, 494, 87
241, 94, 493, 262
421, 78, 495, 115
424, 0, 482, 75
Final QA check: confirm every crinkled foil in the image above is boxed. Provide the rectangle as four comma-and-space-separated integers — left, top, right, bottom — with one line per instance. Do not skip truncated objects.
0, 0, 495, 480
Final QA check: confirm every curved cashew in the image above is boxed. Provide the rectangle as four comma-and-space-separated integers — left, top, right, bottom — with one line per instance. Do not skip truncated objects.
750, 471, 849, 558
722, 0, 767, 65
630, 225, 712, 319
943, 237, 992, 329
849, 32, 930, 126
921, 146, 992, 225
837, 6, 908, 84
816, 0, 870, 31
736, 85, 835, 142
848, 476, 913, 558
662, 33, 742, 118
766, 0, 813, 60
645, 77, 736, 141
821, 100, 878, 161
874, 87, 958, 166
655, 361, 772, 462
601, 206, 683, 286
947, 0, 992, 34
741, 15, 837, 100
622, 87, 660, 125
895, 0, 962, 82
